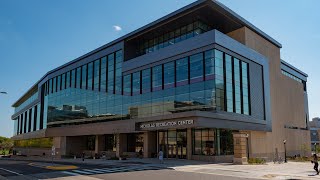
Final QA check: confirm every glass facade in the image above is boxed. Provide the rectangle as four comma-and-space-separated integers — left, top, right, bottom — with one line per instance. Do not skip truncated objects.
136, 21, 211, 56
14, 48, 251, 134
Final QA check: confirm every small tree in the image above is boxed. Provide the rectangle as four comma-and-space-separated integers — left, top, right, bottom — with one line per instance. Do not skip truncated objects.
300, 143, 310, 157
0, 136, 13, 155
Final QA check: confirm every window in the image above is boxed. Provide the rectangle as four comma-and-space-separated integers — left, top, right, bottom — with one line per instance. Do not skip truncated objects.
225, 54, 233, 112
215, 50, 224, 111
192, 129, 215, 156
87, 62, 93, 90
176, 57, 189, 86
132, 72, 141, 95
71, 69, 75, 88
76, 67, 81, 89
108, 53, 115, 93
61, 73, 65, 90
94, 60, 100, 91
66, 71, 70, 88
142, 69, 151, 94
234, 58, 241, 113
100, 57, 107, 92
123, 74, 131, 96
242, 62, 249, 115
204, 50, 215, 80
152, 65, 163, 91
164, 62, 175, 89
190, 53, 204, 83
57, 75, 61, 92
115, 51, 123, 94
82, 64, 87, 89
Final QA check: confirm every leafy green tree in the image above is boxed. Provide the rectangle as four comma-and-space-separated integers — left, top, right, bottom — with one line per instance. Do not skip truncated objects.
0, 136, 13, 155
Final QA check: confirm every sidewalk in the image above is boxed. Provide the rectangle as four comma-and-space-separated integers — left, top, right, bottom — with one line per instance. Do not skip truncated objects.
1, 156, 319, 179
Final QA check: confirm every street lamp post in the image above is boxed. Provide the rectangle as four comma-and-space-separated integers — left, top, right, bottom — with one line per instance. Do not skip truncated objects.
283, 140, 287, 163
245, 134, 250, 160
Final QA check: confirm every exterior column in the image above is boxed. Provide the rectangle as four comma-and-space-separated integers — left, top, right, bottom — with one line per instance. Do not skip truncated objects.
116, 133, 127, 158
95, 135, 105, 154
187, 128, 192, 160
143, 131, 157, 158
233, 132, 248, 164
53, 136, 66, 158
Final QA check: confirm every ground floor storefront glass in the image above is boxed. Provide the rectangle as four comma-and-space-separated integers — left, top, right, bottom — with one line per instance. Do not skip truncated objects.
192, 128, 233, 156
158, 128, 233, 159
158, 129, 187, 159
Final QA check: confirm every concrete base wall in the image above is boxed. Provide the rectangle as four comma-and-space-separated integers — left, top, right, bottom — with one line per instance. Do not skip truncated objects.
192, 155, 233, 163
14, 147, 51, 157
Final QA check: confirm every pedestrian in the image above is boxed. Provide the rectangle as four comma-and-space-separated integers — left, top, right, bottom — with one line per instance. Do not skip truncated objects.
82, 152, 85, 162
139, 148, 143, 159
158, 149, 164, 164
311, 154, 319, 175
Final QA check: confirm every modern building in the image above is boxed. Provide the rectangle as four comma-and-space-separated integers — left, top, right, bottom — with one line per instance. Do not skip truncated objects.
309, 117, 320, 152
11, 0, 310, 163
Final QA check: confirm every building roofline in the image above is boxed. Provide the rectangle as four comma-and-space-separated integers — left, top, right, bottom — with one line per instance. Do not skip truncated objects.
281, 59, 308, 78
12, 0, 283, 107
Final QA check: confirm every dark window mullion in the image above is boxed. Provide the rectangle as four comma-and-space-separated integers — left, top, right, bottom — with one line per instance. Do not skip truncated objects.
140, 71, 142, 94
223, 53, 227, 111
106, 56, 108, 93
187, 57, 190, 84
113, 55, 116, 94
174, 60, 177, 87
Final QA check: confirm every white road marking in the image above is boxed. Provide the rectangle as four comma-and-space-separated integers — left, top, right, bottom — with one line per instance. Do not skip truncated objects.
0, 168, 23, 176
81, 169, 106, 174
72, 169, 94, 175
61, 171, 81, 176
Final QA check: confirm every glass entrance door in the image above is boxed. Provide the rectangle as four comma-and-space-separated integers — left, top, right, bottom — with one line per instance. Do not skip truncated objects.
158, 129, 187, 159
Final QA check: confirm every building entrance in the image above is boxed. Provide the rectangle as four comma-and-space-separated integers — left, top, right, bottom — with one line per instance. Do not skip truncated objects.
158, 129, 187, 159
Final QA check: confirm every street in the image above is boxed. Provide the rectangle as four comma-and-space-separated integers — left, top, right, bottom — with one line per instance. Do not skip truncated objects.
0, 159, 257, 180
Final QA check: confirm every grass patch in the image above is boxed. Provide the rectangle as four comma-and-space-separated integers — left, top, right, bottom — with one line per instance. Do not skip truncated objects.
248, 158, 266, 164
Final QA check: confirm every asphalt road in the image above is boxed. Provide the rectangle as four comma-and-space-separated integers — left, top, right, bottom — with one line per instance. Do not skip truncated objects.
0, 159, 258, 180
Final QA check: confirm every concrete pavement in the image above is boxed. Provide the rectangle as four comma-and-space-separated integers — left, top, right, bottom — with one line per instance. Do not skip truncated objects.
1, 156, 320, 179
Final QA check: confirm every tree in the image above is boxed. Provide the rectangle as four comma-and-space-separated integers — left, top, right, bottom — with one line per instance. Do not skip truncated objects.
0, 136, 13, 155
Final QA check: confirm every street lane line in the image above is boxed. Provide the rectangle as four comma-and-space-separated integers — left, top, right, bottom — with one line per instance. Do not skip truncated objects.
0, 168, 22, 176
72, 169, 94, 175
61, 171, 80, 176
81, 169, 106, 174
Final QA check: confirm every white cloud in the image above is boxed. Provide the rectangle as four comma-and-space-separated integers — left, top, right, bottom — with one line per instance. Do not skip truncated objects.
113, 25, 122, 31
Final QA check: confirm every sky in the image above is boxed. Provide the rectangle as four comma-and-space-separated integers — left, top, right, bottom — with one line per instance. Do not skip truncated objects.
0, 0, 319, 138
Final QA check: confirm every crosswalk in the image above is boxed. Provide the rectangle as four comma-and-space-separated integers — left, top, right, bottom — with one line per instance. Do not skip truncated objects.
61, 165, 167, 176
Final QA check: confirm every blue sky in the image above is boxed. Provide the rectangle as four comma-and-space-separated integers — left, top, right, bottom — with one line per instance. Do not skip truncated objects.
0, 0, 319, 137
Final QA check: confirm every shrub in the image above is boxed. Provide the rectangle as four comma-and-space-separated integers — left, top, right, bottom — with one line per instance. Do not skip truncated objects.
248, 158, 266, 164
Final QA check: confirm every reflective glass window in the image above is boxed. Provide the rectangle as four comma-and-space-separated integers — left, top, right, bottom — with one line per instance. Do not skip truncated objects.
82, 64, 87, 89
225, 54, 233, 112
71, 69, 75, 88
164, 62, 175, 89
215, 50, 224, 111
190, 53, 204, 83
142, 69, 151, 94
108, 53, 115, 93
57, 75, 61, 91
152, 65, 163, 91
242, 62, 250, 115
123, 74, 131, 96
100, 57, 107, 92
234, 58, 241, 113
76, 67, 81, 89
61, 73, 65, 90
66, 71, 70, 88
94, 60, 100, 91
205, 50, 215, 79
176, 57, 189, 86
132, 72, 141, 95
87, 62, 93, 90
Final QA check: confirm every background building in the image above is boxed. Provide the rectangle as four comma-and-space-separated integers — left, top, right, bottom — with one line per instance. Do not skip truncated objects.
11, 0, 310, 163
309, 117, 320, 152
